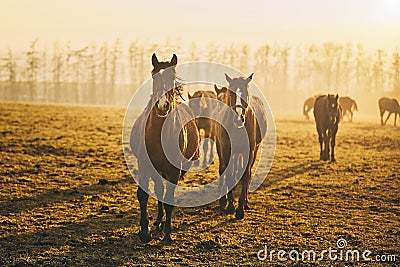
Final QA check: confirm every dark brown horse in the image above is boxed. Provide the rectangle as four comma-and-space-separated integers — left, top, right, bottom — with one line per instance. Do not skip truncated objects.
214, 84, 228, 101
214, 74, 267, 219
379, 97, 400, 126
313, 94, 341, 162
303, 96, 316, 120
339, 96, 358, 122
188, 90, 217, 166
130, 54, 199, 243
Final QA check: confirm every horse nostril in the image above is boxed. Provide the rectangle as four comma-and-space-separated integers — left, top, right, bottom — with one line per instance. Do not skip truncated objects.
164, 101, 170, 110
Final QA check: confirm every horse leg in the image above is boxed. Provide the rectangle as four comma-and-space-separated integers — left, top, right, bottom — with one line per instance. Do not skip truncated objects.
317, 126, 324, 160
350, 110, 353, 122
152, 173, 164, 231
225, 160, 236, 214
380, 109, 385, 125
235, 153, 253, 220
323, 131, 330, 161
202, 138, 209, 167
394, 113, 397, 127
218, 162, 228, 210
208, 138, 215, 165
137, 169, 152, 243
217, 144, 229, 210
330, 125, 338, 162
244, 146, 259, 210
162, 172, 179, 243
384, 112, 392, 126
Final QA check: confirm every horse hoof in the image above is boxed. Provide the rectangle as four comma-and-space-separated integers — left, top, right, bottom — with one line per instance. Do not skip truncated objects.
226, 202, 235, 214
153, 221, 164, 232
330, 159, 336, 163
244, 204, 251, 210
138, 231, 152, 243
235, 208, 245, 220
162, 235, 173, 244
219, 198, 227, 210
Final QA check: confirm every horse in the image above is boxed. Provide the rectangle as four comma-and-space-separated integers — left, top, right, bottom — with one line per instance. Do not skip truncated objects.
303, 96, 316, 120
339, 96, 358, 122
214, 74, 267, 219
214, 84, 228, 101
130, 53, 200, 243
379, 97, 400, 126
188, 90, 218, 166
313, 94, 341, 162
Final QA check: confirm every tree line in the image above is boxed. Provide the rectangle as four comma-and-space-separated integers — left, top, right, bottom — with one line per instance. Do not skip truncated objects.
0, 39, 399, 108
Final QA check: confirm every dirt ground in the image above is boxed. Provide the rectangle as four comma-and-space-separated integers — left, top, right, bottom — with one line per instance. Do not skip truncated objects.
0, 102, 399, 266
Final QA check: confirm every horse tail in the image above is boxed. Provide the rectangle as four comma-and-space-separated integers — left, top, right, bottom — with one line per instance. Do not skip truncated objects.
303, 101, 308, 116
353, 100, 358, 112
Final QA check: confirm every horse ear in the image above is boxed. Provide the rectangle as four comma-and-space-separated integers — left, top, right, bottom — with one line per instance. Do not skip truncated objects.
225, 73, 232, 84
246, 73, 254, 83
152, 53, 159, 67
170, 54, 178, 66
336, 94, 339, 100
188, 92, 192, 99
214, 84, 221, 95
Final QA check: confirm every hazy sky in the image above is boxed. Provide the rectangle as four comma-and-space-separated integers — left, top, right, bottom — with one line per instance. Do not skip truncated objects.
1, 0, 399, 51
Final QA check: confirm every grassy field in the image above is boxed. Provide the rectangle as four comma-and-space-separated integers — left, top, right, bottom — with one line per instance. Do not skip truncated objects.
0, 102, 399, 266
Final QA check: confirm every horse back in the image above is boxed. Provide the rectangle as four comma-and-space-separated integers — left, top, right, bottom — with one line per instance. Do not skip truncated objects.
250, 96, 267, 144
379, 97, 400, 113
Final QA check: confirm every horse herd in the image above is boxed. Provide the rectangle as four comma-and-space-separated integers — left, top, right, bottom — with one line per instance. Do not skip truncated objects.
129, 53, 399, 243
303, 94, 400, 126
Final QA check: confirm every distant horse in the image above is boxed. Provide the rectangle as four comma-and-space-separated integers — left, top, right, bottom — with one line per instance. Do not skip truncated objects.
214, 84, 228, 101
379, 97, 400, 126
339, 96, 358, 122
303, 96, 316, 120
313, 94, 341, 162
130, 54, 199, 243
188, 90, 217, 166
214, 74, 267, 219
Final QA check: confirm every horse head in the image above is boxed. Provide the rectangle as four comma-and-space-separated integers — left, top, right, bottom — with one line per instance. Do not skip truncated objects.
224, 73, 253, 128
214, 85, 228, 102
151, 53, 178, 117
188, 91, 209, 117
326, 94, 340, 124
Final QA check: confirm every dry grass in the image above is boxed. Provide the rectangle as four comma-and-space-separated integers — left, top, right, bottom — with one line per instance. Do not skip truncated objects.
0, 102, 399, 266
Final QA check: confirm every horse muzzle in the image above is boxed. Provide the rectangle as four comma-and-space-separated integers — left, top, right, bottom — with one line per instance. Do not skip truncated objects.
233, 114, 245, 128
155, 101, 171, 117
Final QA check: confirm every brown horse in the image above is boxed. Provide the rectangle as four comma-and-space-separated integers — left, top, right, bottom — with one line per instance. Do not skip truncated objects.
313, 94, 341, 162
303, 96, 316, 120
379, 97, 400, 126
339, 96, 358, 122
214, 74, 267, 219
130, 54, 199, 243
214, 84, 228, 101
188, 90, 217, 166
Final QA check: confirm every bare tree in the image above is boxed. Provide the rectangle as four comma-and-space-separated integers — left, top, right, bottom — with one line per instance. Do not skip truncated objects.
109, 38, 121, 105
68, 46, 89, 103
392, 50, 400, 94
41, 49, 47, 102
1, 48, 17, 100
52, 42, 64, 102
99, 42, 108, 104
26, 39, 39, 101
